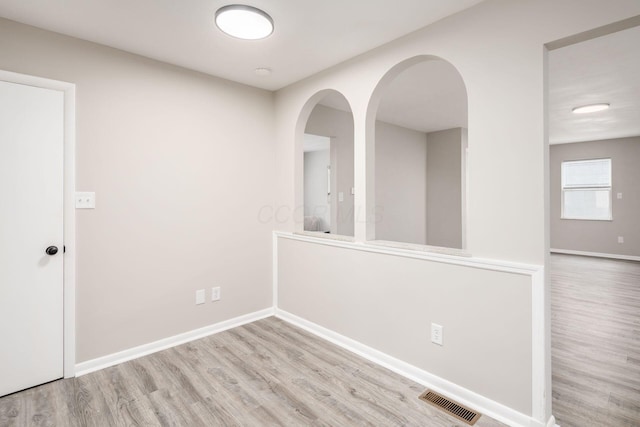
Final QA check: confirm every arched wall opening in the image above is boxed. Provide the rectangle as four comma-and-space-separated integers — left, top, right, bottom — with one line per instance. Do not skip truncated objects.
365, 55, 469, 249
294, 89, 355, 237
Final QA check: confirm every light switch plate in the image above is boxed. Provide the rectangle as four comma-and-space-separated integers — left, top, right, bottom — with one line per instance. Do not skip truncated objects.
617, 192, 623, 199
75, 192, 96, 209
338, 192, 344, 202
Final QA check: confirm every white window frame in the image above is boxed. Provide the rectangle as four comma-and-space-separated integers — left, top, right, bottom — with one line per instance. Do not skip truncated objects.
561, 158, 612, 221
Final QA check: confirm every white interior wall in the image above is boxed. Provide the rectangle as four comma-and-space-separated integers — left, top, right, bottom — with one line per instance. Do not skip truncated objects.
426, 128, 463, 249
274, 1, 640, 424
0, 18, 276, 363
375, 120, 428, 244
278, 236, 533, 414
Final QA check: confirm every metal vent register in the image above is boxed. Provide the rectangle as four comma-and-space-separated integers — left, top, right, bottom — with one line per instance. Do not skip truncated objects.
418, 390, 481, 425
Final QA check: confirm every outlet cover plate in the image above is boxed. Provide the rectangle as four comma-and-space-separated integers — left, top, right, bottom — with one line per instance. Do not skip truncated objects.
431, 323, 443, 346
196, 289, 205, 305
75, 192, 95, 209
211, 287, 221, 302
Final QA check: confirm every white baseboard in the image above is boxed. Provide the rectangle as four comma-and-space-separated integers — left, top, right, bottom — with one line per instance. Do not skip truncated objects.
276, 309, 545, 427
75, 308, 275, 376
551, 248, 640, 262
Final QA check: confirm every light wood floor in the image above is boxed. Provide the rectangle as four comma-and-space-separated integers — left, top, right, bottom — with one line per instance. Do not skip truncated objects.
551, 254, 640, 427
0, 317, 505, 426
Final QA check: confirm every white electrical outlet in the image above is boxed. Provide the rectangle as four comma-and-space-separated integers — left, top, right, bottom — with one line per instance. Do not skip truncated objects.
195, 289, 205, 305
618, 236, 624, 244
211, 287, 221, 302
617, 192, 623, 199
75, 192, 96, 209
431, 323, 443, 346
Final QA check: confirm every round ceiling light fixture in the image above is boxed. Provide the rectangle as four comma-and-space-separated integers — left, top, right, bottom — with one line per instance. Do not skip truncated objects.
215, 5, 274, 40
571, 103, 610, 114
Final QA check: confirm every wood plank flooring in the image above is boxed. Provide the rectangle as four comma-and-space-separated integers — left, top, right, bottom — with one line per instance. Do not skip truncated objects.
551, 254, 640, 427
0, 317, 505, 426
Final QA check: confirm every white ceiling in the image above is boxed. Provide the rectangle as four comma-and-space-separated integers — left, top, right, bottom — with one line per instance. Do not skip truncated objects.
549, 25, 640, 144
320, 59, 467, 134
375, 59, 467, 133
0, 0, 483, 91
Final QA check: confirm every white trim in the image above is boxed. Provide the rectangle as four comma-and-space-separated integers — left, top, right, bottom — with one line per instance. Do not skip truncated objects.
63, 83, 76, 379
0, 69, 75, 92
276, 309, 544, 427
272, 233, 279, 310
531, 268, 547, 424
275, 230, 541, 274
75, 308, 275, 376
551, 248, 640, 262
0, 70, 77, 379
546, 415, 558, 427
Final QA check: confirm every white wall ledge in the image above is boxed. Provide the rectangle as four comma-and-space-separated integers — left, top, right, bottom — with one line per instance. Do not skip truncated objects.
295, 230, 355, 243
368, 239, 470, 258
276, 231, 542, 275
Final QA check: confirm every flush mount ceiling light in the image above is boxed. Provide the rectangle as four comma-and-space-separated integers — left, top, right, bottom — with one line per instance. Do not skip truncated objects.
572, 103, 610, 114
215, 5, 274, 40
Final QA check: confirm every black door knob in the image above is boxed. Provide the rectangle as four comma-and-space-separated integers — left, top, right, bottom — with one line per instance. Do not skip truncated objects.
46, 246, 59, 256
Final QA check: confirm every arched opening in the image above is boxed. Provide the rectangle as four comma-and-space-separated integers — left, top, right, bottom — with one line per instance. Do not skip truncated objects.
295, 90, 355, 237
366, 56, 468, 249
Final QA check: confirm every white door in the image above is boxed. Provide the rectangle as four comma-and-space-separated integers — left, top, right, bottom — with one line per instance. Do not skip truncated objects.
0, 80, 64, 397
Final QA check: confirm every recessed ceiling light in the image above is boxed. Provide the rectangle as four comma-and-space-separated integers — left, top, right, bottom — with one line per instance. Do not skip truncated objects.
572, 103, 610, 114
215, 5, 274, 40
254, 67, 272, 76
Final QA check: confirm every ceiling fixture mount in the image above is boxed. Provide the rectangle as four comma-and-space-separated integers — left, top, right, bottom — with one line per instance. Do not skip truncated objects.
215, 5, 274, 40
572, 103, 610, 114
254, 67, 272, 76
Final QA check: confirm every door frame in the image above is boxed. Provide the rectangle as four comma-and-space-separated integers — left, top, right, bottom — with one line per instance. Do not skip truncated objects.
0, 69, 76, 378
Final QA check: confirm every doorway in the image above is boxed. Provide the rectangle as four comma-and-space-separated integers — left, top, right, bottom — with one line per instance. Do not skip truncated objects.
546, 22, 640, 426
0, 70, 76, 395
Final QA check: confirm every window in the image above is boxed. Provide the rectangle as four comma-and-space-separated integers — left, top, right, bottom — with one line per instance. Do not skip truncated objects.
561, 158, 612, 220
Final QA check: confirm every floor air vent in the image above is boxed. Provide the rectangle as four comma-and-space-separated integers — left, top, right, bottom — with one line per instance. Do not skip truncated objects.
418, 390, 481, 425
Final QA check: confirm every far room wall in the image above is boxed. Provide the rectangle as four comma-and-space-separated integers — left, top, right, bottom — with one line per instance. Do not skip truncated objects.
306, 103, 466, 247
550, 136, 640, 257
375, 120, 428, 244
375, 123, 465, 248
303, 148, 331, 232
